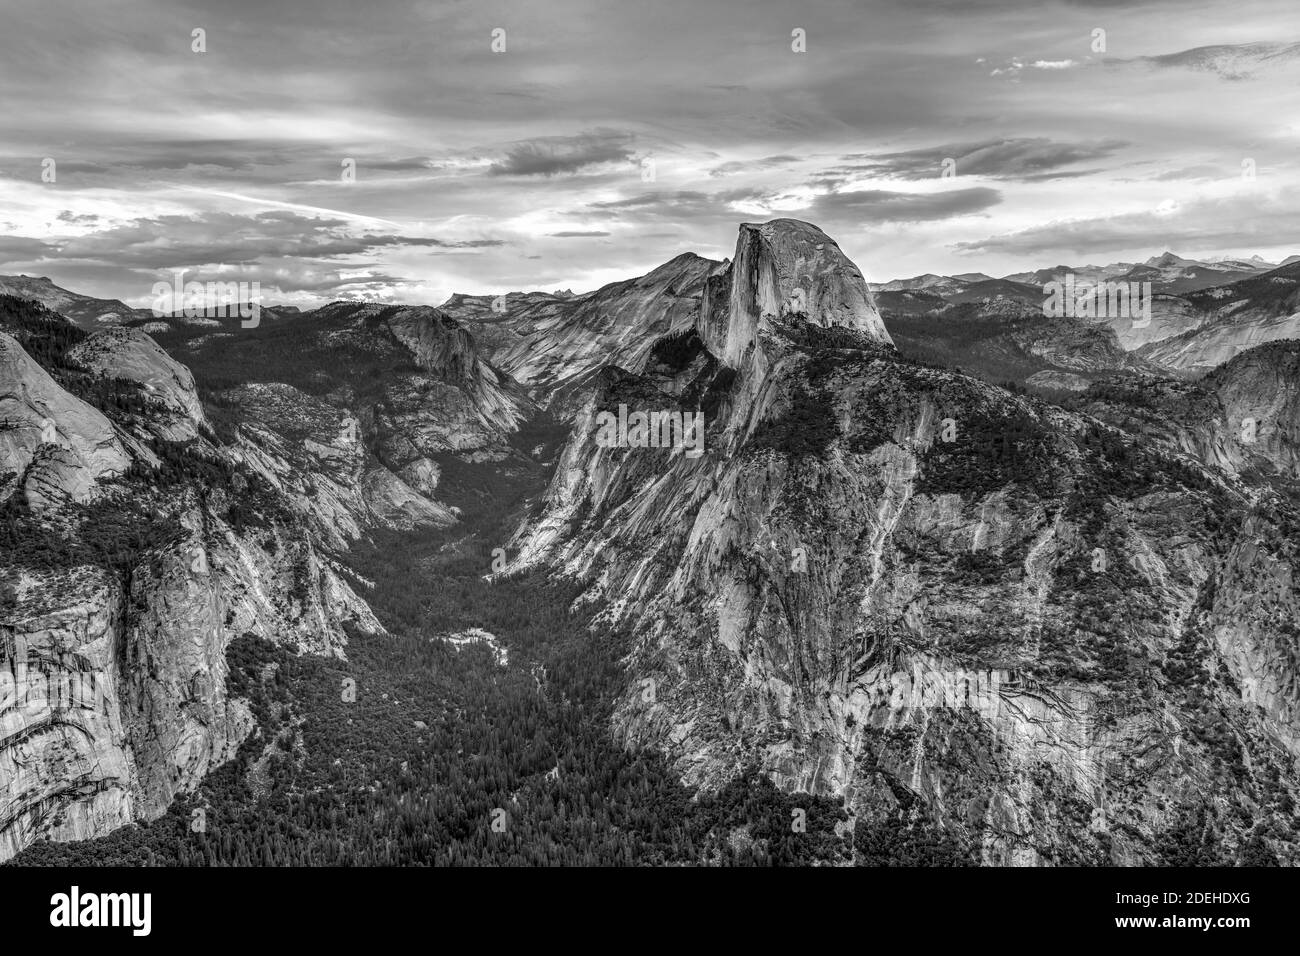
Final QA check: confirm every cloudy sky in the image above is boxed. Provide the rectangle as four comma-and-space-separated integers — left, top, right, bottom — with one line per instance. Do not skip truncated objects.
2, 0, 1299, 307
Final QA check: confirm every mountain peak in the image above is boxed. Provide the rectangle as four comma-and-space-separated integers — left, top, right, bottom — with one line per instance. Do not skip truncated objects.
1145, 251, 1192, 268
698, 219, 893, 367
641, 250, 722, 285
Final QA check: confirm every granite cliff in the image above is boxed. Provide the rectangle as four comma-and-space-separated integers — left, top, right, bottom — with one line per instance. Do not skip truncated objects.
501, 220, 1300, 864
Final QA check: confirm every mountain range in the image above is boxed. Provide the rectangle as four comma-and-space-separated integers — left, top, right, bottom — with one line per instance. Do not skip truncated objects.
872, 252, 1300, 389
3, 219, 1300, 866
879, 251, 1297, 297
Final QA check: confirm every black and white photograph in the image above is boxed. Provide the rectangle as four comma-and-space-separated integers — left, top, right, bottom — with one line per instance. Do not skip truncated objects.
0, 0, 1293, 936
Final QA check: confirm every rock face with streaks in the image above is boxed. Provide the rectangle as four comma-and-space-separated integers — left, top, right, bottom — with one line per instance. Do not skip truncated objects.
216, 381, 457, 546
0, 506, 380, 860
0, 332, 131, 510
1079, 340, 1300, 483
447, 254, 723, 410
505, 219, 1300, 865
1142, 310, 1300, 374
0, 572, 134, 861
0, 301, 382, 861
269, 301, 533, 462
1138, 262, 1300, 374
698, 219, 893, 369
69, 326, 208, 440
1105, 294, 1207, 351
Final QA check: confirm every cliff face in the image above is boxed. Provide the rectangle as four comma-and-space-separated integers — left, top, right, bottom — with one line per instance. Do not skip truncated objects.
0, 306, 381, 861
504, 220, 1300, 865
0, 332, 131, 511
69, 327, 208, 441
447, 253, 722, 410
1105, 294, 1207, 352
259, 301, 533, 468
215, 380, 457, 545
0, 574, 134, 862
1080, 341, 1300, 484
383, 305, 532, 440
1141, 311, 1300, 374
699, 220, 893, 369
1139, 264, 1300, 373
0, 510, 379, 860
1011, 316, 1147, 375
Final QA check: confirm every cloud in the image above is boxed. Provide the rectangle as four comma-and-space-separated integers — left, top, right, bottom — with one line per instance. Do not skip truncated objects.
709, 155, 800, 177
1150, 165, 1229, 182
488, 130, 637, 177
2, 1, 1297, 300
989, 58, 1082, 77
811, 187, 1002, 222
952, 186, 1300, 256
585, 191, 715, 216
361, 157, 436, 171
0, 236, 55, 259
548, 231, 610, 237
38, 211, 500, 270
830, 139, 1127, 183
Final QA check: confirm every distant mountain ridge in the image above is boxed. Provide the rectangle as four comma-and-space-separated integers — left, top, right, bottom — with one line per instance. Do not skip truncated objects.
0, 275, 149, 330
876, 250, 1288, 297
870, 252, 1300, 384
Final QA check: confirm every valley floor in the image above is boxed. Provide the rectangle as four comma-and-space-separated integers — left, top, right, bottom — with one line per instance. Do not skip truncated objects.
6, 417, 851, 867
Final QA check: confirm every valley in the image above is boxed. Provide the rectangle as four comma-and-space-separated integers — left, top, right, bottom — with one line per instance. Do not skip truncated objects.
3, 219, 1300, 867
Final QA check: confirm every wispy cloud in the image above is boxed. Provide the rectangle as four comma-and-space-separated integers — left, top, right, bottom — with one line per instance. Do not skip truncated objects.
812, 187, 1002, 221
953, 185, 1300, 256
830, 139, 1128, 183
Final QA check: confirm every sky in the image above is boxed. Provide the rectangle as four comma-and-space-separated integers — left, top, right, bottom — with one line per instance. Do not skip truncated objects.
1, 0, 1299, 308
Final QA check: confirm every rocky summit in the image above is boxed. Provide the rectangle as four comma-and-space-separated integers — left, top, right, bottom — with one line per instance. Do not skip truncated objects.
2, 220, 1300, 867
